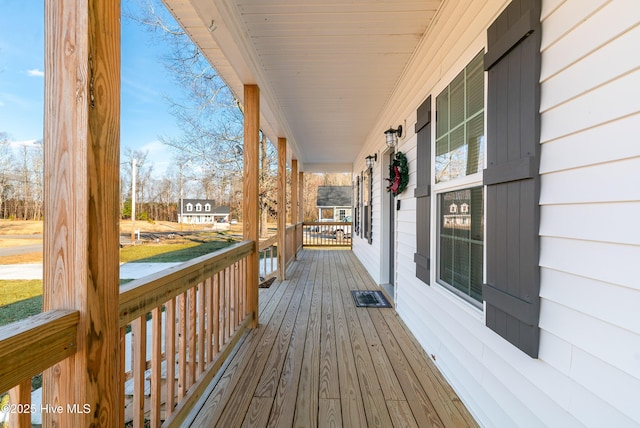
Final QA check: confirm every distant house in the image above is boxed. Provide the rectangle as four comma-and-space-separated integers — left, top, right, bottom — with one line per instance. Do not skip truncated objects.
178, 199, 230, 224
316, 186, 352, 221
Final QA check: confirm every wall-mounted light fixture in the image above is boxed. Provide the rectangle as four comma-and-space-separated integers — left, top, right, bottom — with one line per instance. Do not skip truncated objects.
384, 125, 403, 148
365, 153, 377, 169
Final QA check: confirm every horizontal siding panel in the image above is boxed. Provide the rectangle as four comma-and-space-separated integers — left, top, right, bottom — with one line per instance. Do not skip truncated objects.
540, 202, 640, 245
569, 381, 639, 428
481, 347, 580, 428
570, 348, 640, 423
540, 268, 640, 334
538, 329, 572, 374
540, 114, 640, 172
539, 299, 640, 380
540, 0, 608, 51
539, 157, 640, 205
540, 69, 640, 142
540, 236, 640, 289
540, 0, 640, 81
541, 25, 640, 112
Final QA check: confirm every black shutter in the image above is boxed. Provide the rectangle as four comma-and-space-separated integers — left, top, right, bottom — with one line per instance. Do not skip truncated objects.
483, 0, 542, 358
414, 96, 431, 285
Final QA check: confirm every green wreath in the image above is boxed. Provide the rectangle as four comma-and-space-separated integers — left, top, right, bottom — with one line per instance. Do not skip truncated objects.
385, 151, 409, 196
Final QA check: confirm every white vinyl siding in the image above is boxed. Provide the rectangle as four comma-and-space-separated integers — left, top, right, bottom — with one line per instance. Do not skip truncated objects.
352, 0, 640, 426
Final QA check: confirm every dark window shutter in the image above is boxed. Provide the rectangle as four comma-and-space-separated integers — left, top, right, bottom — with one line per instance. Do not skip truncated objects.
414, 96, 431, 285
483, 0, 542, 358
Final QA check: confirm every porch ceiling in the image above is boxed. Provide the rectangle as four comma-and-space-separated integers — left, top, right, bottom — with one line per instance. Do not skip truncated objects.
163, 0, 443, 169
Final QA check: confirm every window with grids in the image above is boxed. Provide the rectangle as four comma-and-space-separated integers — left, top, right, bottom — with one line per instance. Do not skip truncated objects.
435, 51, 485, 304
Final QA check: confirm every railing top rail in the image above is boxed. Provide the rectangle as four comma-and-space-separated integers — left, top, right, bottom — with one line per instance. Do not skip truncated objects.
303, 221, 353, 226
0, 309, 79, 393
119, 240, 254, 327
259, 235, 278, 250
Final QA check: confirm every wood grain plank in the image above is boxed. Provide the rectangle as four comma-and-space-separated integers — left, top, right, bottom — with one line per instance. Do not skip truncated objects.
217, 269, 308, 426
335, 251, 392, 428
266, 251, 315, 427
319, 398, 342, 427
319, 248, 340, 400
348, 252, 477, 427
387, 400, 419, 428
189, 262, 302, 426
329, 252, 367, 427
294, 251, 322, 428
243, 396, 274, 427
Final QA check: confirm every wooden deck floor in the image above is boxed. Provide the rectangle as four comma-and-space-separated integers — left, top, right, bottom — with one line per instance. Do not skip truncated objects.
186, 249, 478, 427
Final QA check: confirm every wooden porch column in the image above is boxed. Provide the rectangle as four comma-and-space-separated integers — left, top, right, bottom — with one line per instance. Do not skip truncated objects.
291, 159, 298, 260
298, 171, 304, 222
43, 0, 120, 425
277, 137, 287, 279
244, 85, 260, 328
291, 159, 298, 225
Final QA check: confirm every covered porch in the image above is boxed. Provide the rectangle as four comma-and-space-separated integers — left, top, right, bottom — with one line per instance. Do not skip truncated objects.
185, 248, 476, 427
0, 0, 484, 426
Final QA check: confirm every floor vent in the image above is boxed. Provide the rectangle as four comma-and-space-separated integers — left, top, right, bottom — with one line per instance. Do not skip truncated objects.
351, 290, 392, 308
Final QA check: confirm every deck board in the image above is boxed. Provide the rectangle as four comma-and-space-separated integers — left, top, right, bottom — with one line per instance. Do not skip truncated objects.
189, 249, 478, 428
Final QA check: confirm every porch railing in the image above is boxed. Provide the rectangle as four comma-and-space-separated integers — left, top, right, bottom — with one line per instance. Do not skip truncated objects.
302, 222, 352, 248
118, 240, 254, 427
258, 235, 278, 282
0, 310, 79, 427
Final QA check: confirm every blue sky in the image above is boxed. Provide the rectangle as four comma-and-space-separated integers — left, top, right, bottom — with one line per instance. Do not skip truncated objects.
0, 0, 184, 175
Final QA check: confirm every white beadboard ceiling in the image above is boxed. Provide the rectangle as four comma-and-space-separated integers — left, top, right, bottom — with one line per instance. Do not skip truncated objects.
163, 0, 443, 170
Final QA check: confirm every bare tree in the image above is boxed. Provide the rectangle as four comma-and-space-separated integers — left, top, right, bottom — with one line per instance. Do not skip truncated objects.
125, 0, 269, 222
0, 132, 16, 218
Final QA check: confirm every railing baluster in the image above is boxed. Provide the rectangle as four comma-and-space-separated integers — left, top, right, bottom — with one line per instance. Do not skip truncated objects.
178, 293, 187, 401
165, 297, 176, 418
214, 272, 221, 355
150, 307, 162, 427
119, 327, 126, 426
188, 287, 197, 389
132, 316, 147, 428
197, 282, 206, 376
8, 379, 31, 427
206, 276, 214, 365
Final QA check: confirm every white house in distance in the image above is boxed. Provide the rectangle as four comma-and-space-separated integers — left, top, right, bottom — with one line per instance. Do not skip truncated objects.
316, 186, 352, 221
178, 198, 230, 225
165, 0, 639, 425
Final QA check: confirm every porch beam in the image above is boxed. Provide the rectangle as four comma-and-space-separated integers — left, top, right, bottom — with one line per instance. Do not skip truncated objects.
43, 0, 121, 425
277, 137, 287, 279
244, 84, 260, 328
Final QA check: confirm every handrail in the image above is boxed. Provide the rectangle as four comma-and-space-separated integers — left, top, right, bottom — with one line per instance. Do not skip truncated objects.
119, 240, 254, 327
0, 310, 79, 394
258, 235, 278, 251
118, 239, 256, 426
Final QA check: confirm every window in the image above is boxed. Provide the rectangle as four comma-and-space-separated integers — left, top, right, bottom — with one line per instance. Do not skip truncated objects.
338, 209, 347, 221
435, 52, 484, 183
438, 188, 483, 302
186, 203, 193, 211
205, 203, 211, 212
195, 203, 202, 212
435, 51, 485, 305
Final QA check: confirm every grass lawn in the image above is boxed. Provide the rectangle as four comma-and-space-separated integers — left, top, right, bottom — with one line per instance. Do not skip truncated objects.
0, 237, 235, 326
